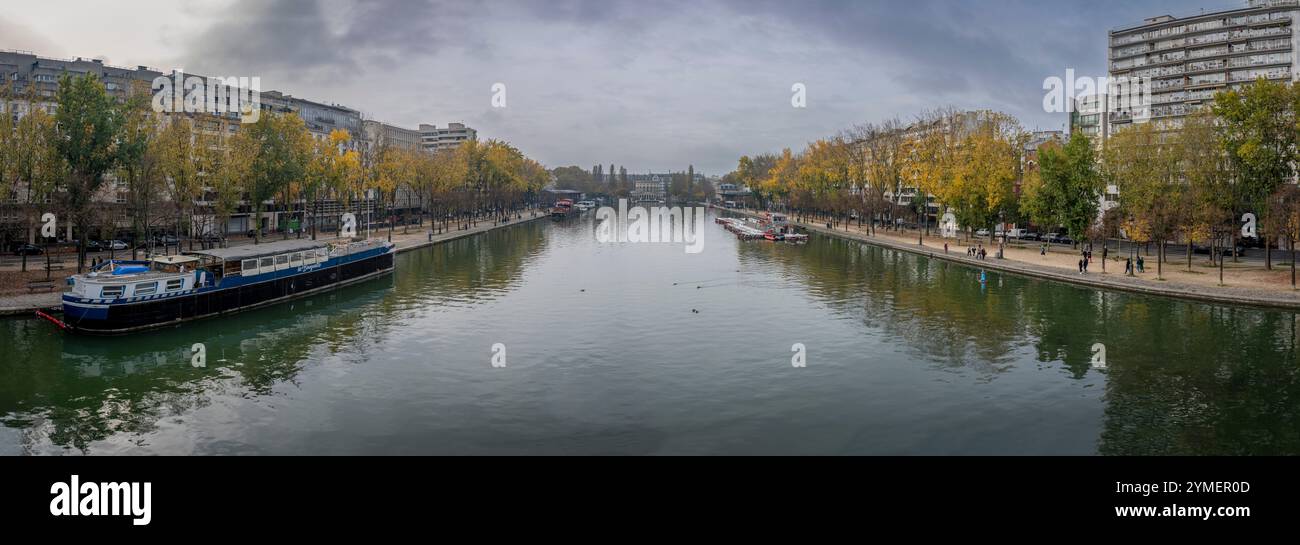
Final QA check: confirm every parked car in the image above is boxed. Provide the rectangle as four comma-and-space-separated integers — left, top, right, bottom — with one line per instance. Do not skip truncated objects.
13, 243, 43, 256
107, 240, 128, 251
975, 228, 991, 237
1022, 231, 1041, 241
1048, 233, 1074, 245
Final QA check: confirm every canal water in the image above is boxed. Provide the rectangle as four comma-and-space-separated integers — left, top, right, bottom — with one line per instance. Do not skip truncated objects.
2, 212, 1299, 455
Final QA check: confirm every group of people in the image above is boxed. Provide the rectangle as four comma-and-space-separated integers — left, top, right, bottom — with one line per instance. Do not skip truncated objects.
1124, 255, 1145, 275
967, 245, 988, 260
1078, 249, 1094, 274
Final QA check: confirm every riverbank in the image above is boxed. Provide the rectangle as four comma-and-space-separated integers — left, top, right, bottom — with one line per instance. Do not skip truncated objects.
731, 208, 1300, 311
0, 212, 549, 317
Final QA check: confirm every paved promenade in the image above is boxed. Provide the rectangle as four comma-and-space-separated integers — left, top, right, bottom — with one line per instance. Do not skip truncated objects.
733, 208, 1300, 311
0, 212, 548, 316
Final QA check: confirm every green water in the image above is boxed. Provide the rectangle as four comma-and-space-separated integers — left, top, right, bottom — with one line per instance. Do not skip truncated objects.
2, 213, 1298, 454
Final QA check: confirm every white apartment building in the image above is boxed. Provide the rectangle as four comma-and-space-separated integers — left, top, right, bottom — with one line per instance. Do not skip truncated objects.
1108, 0, 1300, 129
419, 122, 477, 153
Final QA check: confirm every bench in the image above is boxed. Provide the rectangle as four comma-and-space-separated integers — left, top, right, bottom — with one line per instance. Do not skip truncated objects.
27, 280, 56, 293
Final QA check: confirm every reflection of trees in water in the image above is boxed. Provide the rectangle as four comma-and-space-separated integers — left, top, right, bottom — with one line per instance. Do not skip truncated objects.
0, 281, 394, 452
0, 223, 547, 453
743, 236, 1026, 372
1098, 306, 1300, 455
392, 221, 546, 308
745, 232, 1300, 454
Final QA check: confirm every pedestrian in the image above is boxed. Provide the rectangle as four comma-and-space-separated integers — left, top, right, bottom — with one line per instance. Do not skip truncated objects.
1138, 255, 1145, 273
1079, 258, 1084, 274
944, 242, 948, 254
1125, 258, 1132, 275
1040, 244, 1047, 256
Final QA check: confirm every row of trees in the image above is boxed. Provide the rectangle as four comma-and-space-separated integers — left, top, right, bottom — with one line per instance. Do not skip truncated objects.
554, 164, 713, 202
1, 73, 549, 273
734, 109, 1028, 245
732, 78, 1300, 285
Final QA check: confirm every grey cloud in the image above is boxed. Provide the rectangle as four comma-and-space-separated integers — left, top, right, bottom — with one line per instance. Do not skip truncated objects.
168, 0, 1213, 173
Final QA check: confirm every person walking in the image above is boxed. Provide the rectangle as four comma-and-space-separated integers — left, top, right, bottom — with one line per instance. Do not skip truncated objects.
1137, 255, 1145, 273
1125, 257, 1133, 275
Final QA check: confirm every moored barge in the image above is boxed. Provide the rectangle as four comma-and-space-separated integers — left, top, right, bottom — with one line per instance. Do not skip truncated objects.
58, 238, 395, 334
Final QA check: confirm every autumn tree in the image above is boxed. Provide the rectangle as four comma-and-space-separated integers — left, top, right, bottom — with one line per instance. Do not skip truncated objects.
1213, 78, 1299, 269
52, 73, 123, 272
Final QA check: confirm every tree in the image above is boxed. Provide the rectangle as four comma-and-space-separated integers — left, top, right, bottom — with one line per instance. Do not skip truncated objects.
552, 165, 594, 192
1266, 185, 1300, 289
157, 116, 201, 252
52, 73, 124, 272
1213, 79, 1299, 270
1026, 131, 1102, 248
241, 112, 312, 244
116, 89, 165, 258
854, 119, 907, 235
6, 96, 60, 271
941, 115, 1021, 245
1105, 123, 1180, 279
1179, 109, 1230, 272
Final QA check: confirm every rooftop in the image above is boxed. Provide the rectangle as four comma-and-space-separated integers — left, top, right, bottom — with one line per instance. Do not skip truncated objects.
188, 239, 327, 262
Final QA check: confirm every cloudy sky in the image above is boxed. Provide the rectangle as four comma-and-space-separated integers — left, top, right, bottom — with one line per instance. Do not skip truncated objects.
3, 0, 1204, 174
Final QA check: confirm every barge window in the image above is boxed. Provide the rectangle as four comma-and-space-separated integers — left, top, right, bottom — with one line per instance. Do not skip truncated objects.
291, 252, 302, 265
100, 285, 124, 298
260, 257, 273, 269
166, 278, 184, 291
134, 282, 158, 296
275, 255, 288, 268
242, 259, 258, 275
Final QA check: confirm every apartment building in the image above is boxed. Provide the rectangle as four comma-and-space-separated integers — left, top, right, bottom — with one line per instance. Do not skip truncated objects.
0, 50, 435, 241
363, 120, 423, 152
419, 122, 477, 153
1108, 0, 1300, 129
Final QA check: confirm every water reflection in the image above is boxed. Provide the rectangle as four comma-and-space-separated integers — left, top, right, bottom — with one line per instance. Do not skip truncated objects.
3, 215, 1300, 454
742, 228, 1300, 454
0, 223, 546, 453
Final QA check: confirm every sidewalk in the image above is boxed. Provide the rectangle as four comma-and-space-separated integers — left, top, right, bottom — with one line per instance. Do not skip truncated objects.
737, 209, 1300, 310
0, 212, 548, 316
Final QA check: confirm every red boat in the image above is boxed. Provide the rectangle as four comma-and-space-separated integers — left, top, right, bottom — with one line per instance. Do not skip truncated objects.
550, 199, 576, 218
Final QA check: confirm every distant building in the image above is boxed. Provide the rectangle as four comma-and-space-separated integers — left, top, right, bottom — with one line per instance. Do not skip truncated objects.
363, 120, 422, 152
420, 122, 477, 152
631, 175, 668, 202
259, 90, 362, 144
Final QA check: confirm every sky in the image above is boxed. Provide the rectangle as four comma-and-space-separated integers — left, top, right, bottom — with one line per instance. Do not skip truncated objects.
1, 0, 1226, 175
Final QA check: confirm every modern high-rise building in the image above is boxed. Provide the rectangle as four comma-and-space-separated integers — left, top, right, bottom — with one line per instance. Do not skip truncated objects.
1108, 0, 1300, 130
419, 122, 477, 153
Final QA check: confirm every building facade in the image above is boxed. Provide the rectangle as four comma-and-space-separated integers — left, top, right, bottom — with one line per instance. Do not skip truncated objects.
1108, 0, 1300, 130
420, 122, 477, 153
